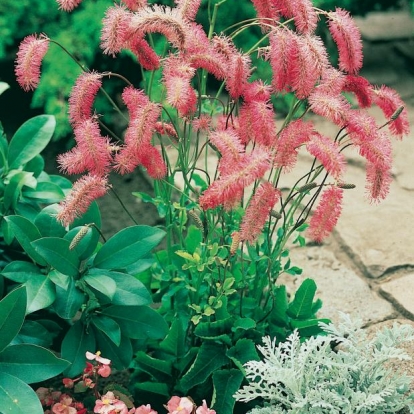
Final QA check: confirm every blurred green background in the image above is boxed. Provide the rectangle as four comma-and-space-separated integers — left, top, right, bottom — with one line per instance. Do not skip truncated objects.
0, 0, 411, 140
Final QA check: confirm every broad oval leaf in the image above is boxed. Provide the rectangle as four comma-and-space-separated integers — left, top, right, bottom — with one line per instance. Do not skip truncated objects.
48, 269, 70, 290
83, 274, 116, 300
102, 305, 168, 340
13, 320, 52, 347
212, 369, 244, 414
3, 215, 47, 266
8, 115, 55, 169
4, 171, 37, 211
94, 225, 166, 269
287, 278, 317, 320
61, 322, 96, 377
54, 278, 85, 320
91, 315, 121, 346
0, 372, 43, 414
31, 237, 80, 277
23, 181, 65, 203
0, 286, 27, 353
0, 261, 42, 283
34, 205, 66, 238
0, 344, 70, 383
25, 274, 56, 314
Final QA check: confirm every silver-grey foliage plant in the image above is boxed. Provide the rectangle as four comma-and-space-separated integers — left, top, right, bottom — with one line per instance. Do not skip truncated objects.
234, 313, 414, 413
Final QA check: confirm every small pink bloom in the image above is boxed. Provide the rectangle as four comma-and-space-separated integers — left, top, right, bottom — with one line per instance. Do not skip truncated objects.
52, 395, 77, 414
98, 364, 112, 378
56, 0, 83, 12
15, 34, 49, 92
36, 388, 62, 407
134, 404, 158, 414
94, 392, 128, 414
166, 396, 194, 414
192, 115, 212, 132
196, 400, 216, 414
62, 378, 74, 389
83, 378, 95, 389
86, 351, 111, 365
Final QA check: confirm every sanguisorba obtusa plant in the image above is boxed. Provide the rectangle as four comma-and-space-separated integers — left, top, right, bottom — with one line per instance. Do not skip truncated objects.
15, 0, 410, 412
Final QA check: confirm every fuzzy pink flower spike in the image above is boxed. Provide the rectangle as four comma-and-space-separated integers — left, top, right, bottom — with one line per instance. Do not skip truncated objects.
308, 185, 343, 242
15, 34, 49, 92
56, 0, 83, 12
122, 0, 148, 12
175, 0, 202, 22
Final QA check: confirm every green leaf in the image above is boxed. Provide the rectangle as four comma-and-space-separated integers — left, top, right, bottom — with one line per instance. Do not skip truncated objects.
102, 305, 168, 340
24, 154, 45, 178
3, 216, 47, 265
226, 339, 260, 373
71, 200, 101, 229
61, 322, 96, 377
232, 317, 256, 331
34, 205, 66, 238
84, 273, 116, 300
54, 278, 85, 320
179, 342, 229, 392
4, 171, 37, 211
8, 115, 55, 169
0, 82, 10, 95
287, 278, 317, 320
290, 318, 330, 338
23, 181, 65, 203
25, 274, 56, 314
13, 320, 52, 347
133, 381, 170, 397
134, 351, 173, 380
94, 329, 132, 371
194, 318, 234, 344
0, 344, 70, 383
64, 226, 97, 260
0, 286, 27, 353
0, 372, 43, 414
185, 225, 203, 254
159, 318, 185, 358
0, 261, 43, 283
271, 285, 289, 326
31, 237, 80, 277
91, 315, 121, 346
94, 225, 166, 269
89, 270, 152, 306
48, 269, 70, 290
212, 369, 244, 414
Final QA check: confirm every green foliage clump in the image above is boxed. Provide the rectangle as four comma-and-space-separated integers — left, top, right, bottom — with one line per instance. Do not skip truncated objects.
235, 314, 414, 413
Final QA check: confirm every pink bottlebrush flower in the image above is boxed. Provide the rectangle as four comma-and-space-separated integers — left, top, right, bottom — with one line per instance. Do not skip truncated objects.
365, 161, 392, 203
155, 121, 178, 138
240, 182, 281, 244
243, 80, 272, 103
114, 145, 140, 174
183, 22, 210, 54
86, 351, 111, 365
343, 75, 372, 108
137, 144, 167, 179
290, 0, 319, 34
306, 132, 346, 179
188, 51, 227, 81
67, 119, 113, 176
165, 75, 197, 116
269, 27, 294, 93
52, 395, 77, 414
175, 0, 202, 22
199, 147, 271, 210
122, 0, 147, 11
226, 53, 252, 100
122, 86, 151, 115
308, 186, 343, 242
215, 114, 240, 132
238, 100, 277, 146
250, 0, 279, 30
56, 0, 83, 12
371, 85, 410, 138
129, 5, 188, 50
166, 396, 194, 414
211, 35, 237, 61
357, 132, 392, 171
196, 400, 216, 414
316, 67, 346, 96
274, 119, 314, 170
327, 8, 363, 74
57, 147, 88, 175
128, 36, 161, 70
271, 0, 294, 19
134, 404, 158, 414
56, 175, 109, 226
209, 128, 245, 171
101, 5, 133, 57
346, 109, 379, 144
289, 34, 330, 99
192, 115, 212, 132
94, 392, 128, 414
308, 90, 351, 126
68, 72, 102, 126
15, 34, 49, 92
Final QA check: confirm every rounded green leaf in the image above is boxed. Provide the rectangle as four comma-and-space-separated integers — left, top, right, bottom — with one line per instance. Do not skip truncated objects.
0, 261, 43, 283
0, 286, 27, 353
84, 274, 116, 300
25, 274, 56, 314
91, 315, 121, 346
24, 154, 45, 178
23, 181, 65, 203
0, 344, 70, 383
34, 205, 66, 238
94, 225, 166, 269
54, 278, 85, 320
0, 372, 43, 414
102, 305, 168, 340
3, 215, 47, 266
4, 171, 37, 211
8, 115, 56, 169
287, 278, 317, 319
31, 237, 80, 277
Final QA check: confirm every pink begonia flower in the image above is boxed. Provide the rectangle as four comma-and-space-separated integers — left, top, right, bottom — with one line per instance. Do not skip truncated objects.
133, 404, 158, 414
62, 378, 74, 389
86, 351, 111, 365
52, 395, 77, 414
36, 387, 62, 407
196, 400, 216, 414
166, 396, 194, 414
98, 363, 112, 378
94, 392, 128, 414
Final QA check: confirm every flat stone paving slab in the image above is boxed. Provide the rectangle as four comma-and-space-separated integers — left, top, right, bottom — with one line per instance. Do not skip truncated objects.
278, 246, 397, 326
380, 273, 414, 319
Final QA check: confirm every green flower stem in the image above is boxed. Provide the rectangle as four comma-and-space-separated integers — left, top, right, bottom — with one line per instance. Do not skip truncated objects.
110, 187, 138, 225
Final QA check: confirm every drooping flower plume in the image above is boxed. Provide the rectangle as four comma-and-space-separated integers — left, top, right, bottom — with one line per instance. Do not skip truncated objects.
15, 34, 49, 92
56, 0, 83, 12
